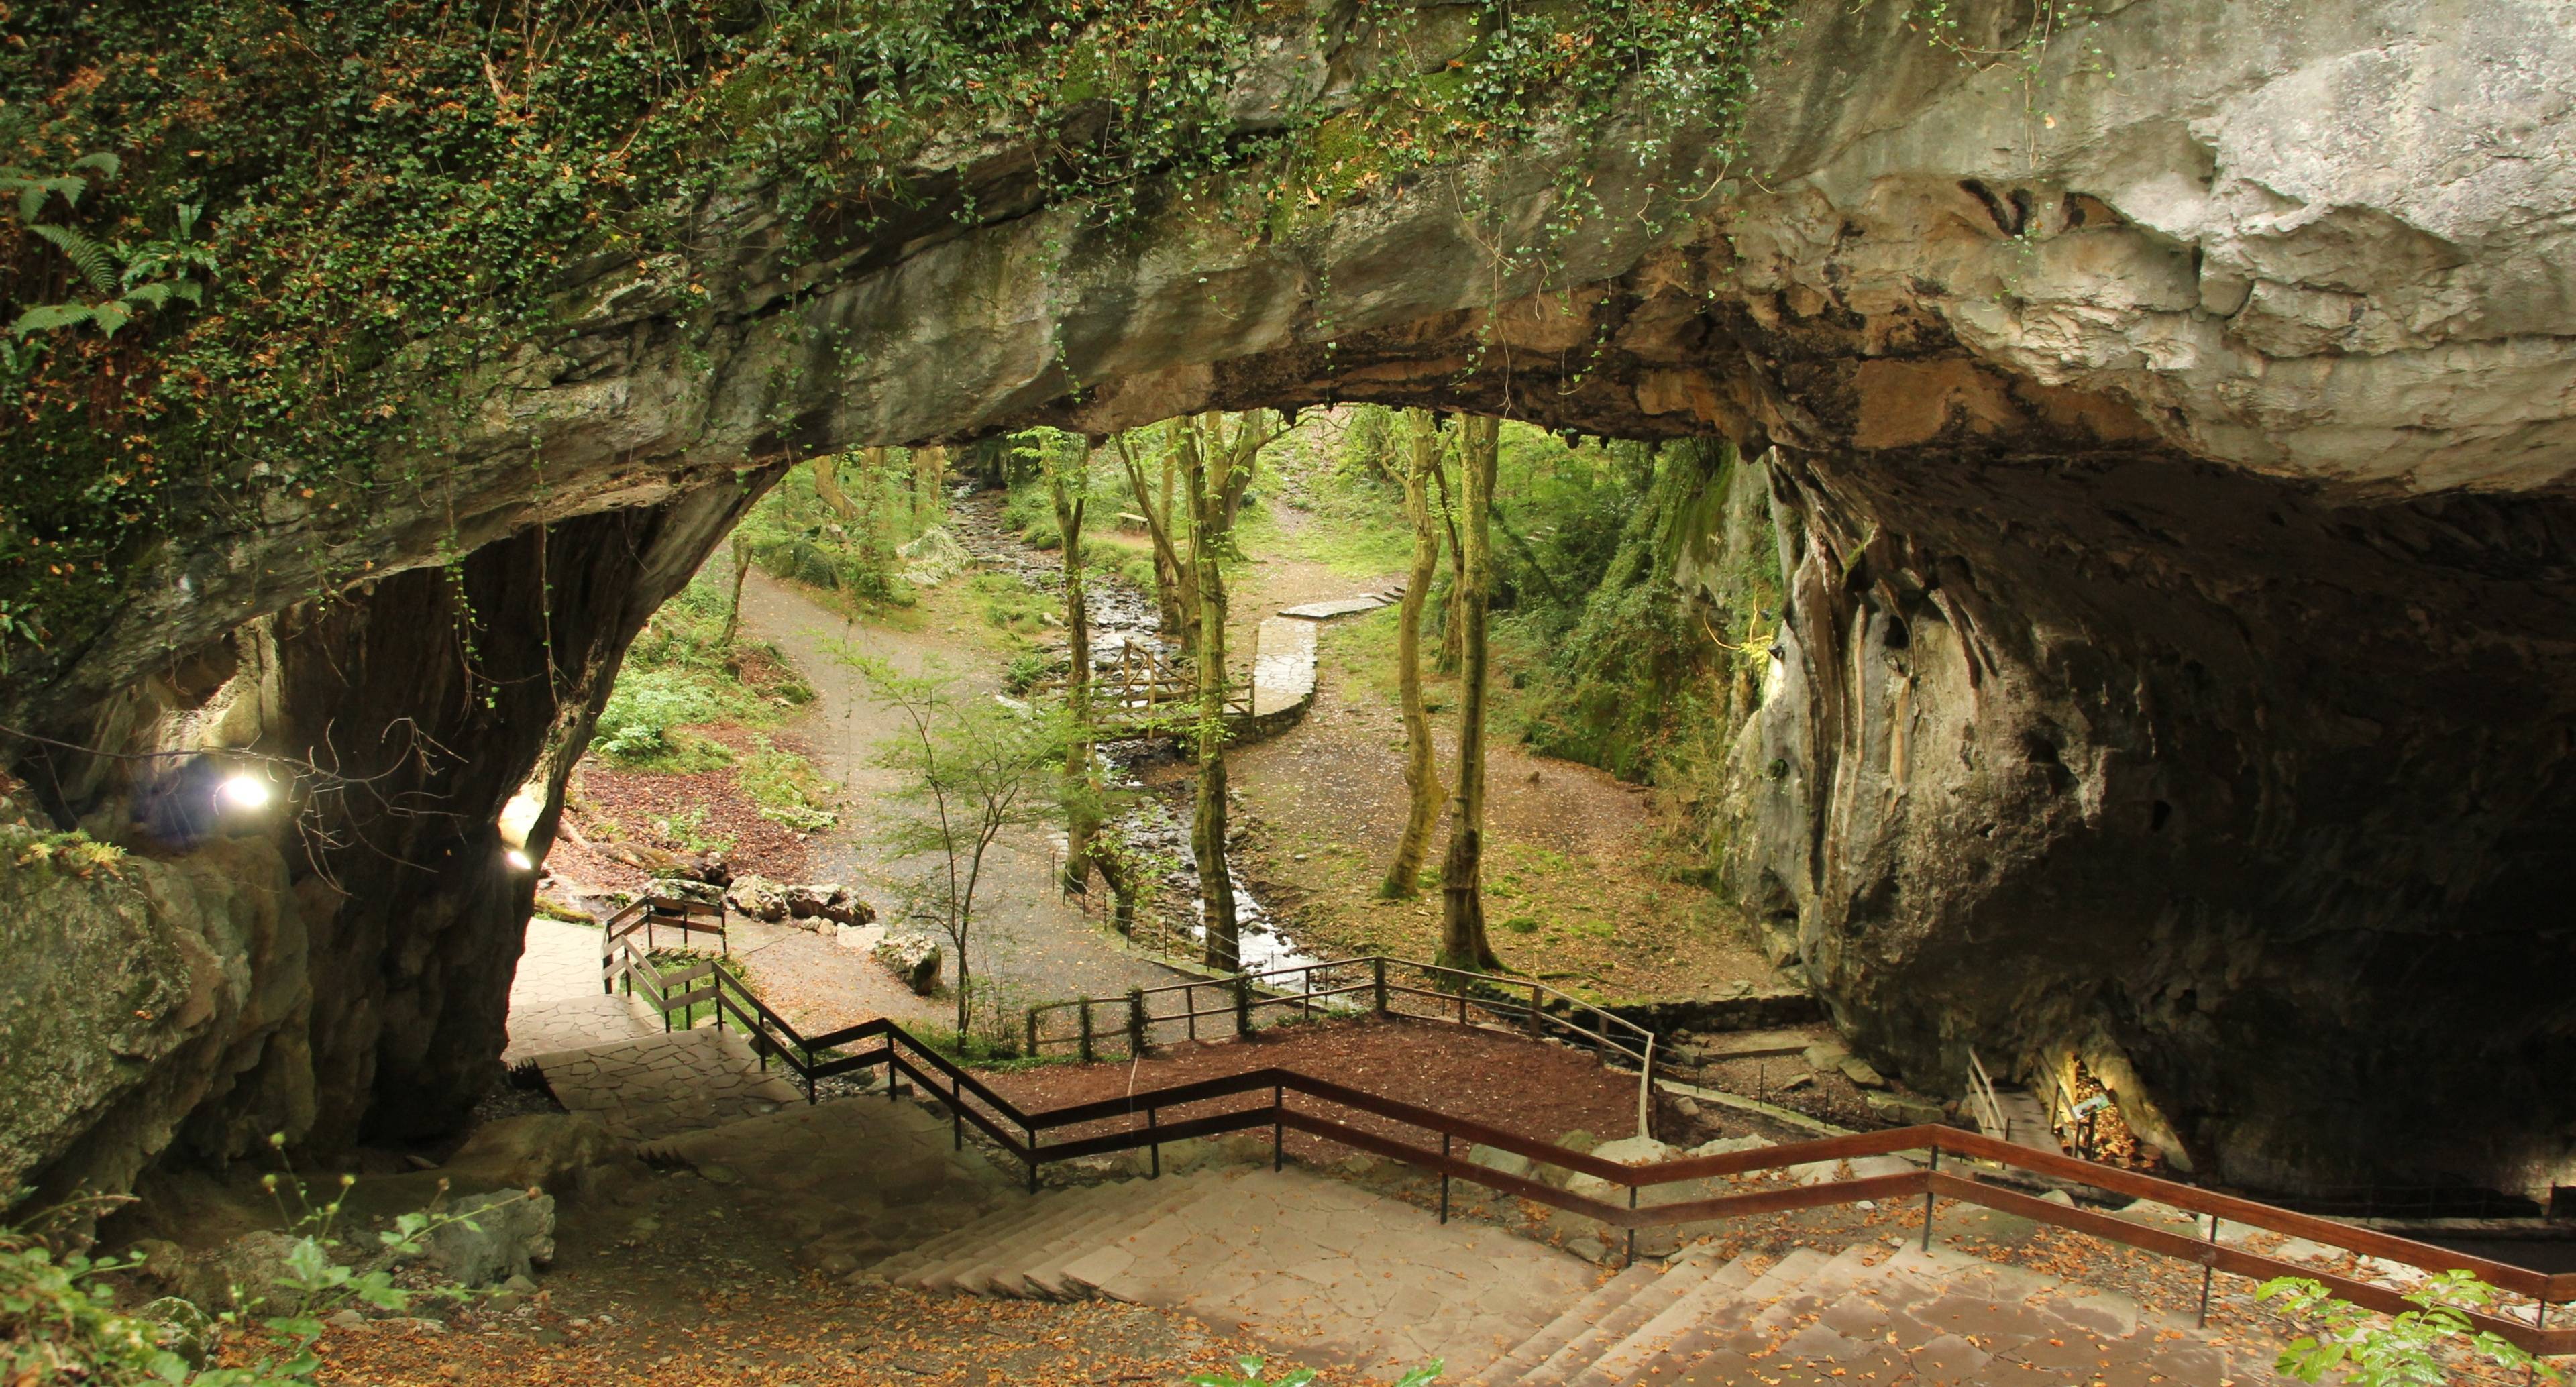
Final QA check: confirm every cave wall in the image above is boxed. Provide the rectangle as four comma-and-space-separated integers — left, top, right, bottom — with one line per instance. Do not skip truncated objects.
7, 0, 2574, 1198
1728, 447, 2576, 1192
5, 480, 763, 1202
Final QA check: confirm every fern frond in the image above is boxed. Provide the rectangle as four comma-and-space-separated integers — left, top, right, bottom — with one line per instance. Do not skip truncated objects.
69, 152, 121, 180
11, 302, 97, 335
88, 300, 133, 338
121, 282, 175, 309
30, 223, 119, 294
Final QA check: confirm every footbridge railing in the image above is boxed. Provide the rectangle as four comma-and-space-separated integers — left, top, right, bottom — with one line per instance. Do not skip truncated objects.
596, 944, 2574, 1361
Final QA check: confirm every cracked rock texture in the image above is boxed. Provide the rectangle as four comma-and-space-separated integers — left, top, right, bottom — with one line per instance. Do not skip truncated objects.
6, 0, 2572, 1199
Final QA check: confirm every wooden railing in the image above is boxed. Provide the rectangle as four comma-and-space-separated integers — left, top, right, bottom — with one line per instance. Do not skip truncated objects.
597, 946, 2575, 1360
1022, 955, 1662, 1135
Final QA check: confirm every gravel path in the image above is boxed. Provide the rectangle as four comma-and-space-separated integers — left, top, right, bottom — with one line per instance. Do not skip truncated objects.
735, 564, 1185, 1030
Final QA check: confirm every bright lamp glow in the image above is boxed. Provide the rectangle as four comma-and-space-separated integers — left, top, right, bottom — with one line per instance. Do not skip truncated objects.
219, 773, 272, 810
504, 848, 535, 871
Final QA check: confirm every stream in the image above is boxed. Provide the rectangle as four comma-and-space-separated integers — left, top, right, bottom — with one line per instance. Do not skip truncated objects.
941, 491, 1333, 978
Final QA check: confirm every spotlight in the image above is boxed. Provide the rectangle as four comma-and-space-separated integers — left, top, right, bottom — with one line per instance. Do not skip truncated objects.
219, 773, 272, 809
504, 848, 535, 871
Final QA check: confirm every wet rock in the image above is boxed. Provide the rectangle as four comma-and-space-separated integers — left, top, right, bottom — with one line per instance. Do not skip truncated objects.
1688, 1135, 1775, 1158
1837, 1057, 1888, 1089
1465, 1145, 1535, 1184
871, 930, 943, 996
723, 875, 789, 923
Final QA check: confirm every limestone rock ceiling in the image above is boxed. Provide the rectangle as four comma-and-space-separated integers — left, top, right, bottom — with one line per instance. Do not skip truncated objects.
11, 0, 2575, 1199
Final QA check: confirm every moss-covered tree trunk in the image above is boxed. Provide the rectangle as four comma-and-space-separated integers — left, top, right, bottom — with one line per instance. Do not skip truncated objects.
1380, 409, 1446, 899
720, 531, 751, 649
1052, 445, 1097, 895
1179, 416, 1240, 969
1432, 460, 1468, 674
1439, 414, 1504, 972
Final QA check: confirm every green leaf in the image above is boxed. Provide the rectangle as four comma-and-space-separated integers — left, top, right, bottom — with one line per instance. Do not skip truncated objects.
70, 151, 122, 179
31, 223, 119, 294
12, 302, 96, 335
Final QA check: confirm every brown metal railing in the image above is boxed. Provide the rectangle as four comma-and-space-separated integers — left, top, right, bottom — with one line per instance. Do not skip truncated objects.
596, 946, 2576, 1360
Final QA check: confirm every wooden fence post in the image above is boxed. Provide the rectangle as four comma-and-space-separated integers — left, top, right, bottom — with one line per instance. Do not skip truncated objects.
1373, 957, 1389, 1016
1025, 1007, 1040, 1058
1127, 987, 1148, 1056
1079, 1001, 1095, 1063
1234, 975, 1253, 1037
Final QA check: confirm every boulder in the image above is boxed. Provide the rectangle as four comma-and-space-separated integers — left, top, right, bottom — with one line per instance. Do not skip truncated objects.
724, 874, 789, 923
784, 883, 873, 927
1465, 1144, 1535, 1184
1564, 1135, 1678, 1200
872, 930, 942, 996
646, 876, 722, 908
1687, 1134, 1776, 1159
1801, 1041, 1850, 1073
191, 1230, 304, 1309
442, 1113, 619, 1196
426, 1190, 556, 1288
1838, 1057, 1888, 1089
1862, 1091, 1946, 1125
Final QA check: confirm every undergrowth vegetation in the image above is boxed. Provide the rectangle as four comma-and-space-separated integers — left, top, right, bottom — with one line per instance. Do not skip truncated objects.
593, 573, 813, 771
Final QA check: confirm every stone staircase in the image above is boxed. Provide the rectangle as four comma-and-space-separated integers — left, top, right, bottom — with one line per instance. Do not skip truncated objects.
883, 1168, 2292, 1385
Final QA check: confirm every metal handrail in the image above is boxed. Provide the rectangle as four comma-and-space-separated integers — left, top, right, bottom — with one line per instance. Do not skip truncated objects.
593, 949, 2576, 1355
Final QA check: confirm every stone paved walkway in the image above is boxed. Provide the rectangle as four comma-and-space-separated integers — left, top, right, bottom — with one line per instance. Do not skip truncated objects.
529, 1028, 805, 1140
503, 917, 655, 1062
1057, 1166, 1598, 1379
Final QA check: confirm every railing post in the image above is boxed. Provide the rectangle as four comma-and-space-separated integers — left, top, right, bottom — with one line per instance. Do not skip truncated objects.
1373, 957, 1388, 1016
1922, 1142, 1939, 1252
1440, 1133, 1451, 1224
1187, 983, 1197, 1042
1079, 1001, 1095, 1064
1128, 988, 1148, 1057
1026, 1122, 1039, 1195
2198, 1215, 2220, 1328
1527, 981, 1542, 1036
1026, 1007, 1040, 1058
1148, 1107, 1161, 1180
1272, 1083, 1285, 1171
1235, 975, 1252, 1038
952, 1068, 963, 1150
1626, 1187, 1638, 1268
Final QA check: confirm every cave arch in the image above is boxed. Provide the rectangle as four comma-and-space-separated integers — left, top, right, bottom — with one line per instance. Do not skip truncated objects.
11, 0, 2575, 1205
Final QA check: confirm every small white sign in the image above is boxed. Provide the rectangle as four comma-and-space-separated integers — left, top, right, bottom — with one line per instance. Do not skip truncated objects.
2070, 1095, 2112, 1118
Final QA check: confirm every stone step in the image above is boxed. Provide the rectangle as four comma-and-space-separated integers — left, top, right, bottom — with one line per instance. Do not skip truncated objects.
1020, 1178, 1229, 1299
956, 1176, 1218, 1298
1564, 1247, 1820, 1387
882, 1197, 1069, 1289
1476, 1261, 1665, 1385
1519, 1244, 1746, 1387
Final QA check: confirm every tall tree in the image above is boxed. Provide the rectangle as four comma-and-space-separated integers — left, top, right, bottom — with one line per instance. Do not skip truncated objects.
912, 445, 949, 524
1046, 437, 1100, 894
1431, 461, 1468, 673
1175, 409, 1283, 970
1114, 430, 1196, 652
1379, 409, 1447, 899
1438, 413, 1505, 972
